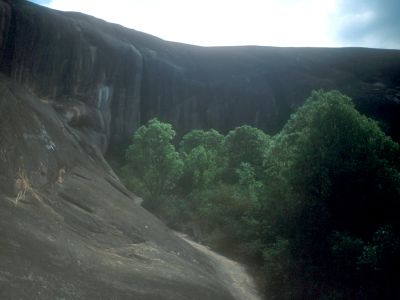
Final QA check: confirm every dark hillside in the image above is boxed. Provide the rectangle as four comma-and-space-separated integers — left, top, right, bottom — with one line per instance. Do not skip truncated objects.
1, 0, 400, 147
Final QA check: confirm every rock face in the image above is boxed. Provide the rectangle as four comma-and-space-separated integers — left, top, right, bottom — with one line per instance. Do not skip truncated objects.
0, 76, 235, 299
2, 0, 400, 148
1, 0, 400, 299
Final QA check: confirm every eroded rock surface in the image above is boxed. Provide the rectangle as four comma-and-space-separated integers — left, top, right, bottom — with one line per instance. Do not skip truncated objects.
0, 75, 235, 299
176, 232, 262, 300
1, 0, 400, 146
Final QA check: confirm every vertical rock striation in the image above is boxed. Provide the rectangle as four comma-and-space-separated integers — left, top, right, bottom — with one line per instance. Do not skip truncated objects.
2, 0, 400, 150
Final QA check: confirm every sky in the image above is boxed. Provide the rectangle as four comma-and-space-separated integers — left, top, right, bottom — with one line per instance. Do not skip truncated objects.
29, 0, 400, 49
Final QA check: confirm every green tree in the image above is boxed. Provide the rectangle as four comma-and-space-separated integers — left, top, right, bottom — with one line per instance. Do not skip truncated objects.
224, 125, 270, 182
124, 118, 183, 210
179, 129, 224, 155
359, 225, 400, 272
276, 90, 399, 233
181, 145, 219, 192
262, 90, 400, 297
117, 90, 400, 299
227, 163, 265, 253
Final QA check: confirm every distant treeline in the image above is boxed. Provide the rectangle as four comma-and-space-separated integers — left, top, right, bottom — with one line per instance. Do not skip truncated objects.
117, 90, 400, 299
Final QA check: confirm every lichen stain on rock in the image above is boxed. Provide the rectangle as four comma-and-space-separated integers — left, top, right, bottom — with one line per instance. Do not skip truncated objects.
97, 85, 111, 109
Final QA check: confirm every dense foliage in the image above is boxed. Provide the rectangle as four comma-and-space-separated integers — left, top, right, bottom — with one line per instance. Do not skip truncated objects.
121, 118, 183, 211
118, 91, 400, 299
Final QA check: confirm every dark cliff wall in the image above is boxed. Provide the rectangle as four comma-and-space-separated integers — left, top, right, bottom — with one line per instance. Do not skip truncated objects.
1, 0, 400, 151
0, 3, 238, 299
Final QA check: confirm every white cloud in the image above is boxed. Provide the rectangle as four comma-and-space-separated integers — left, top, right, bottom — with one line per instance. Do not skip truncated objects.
45, 0, 340, 47
331, 0, 400, 49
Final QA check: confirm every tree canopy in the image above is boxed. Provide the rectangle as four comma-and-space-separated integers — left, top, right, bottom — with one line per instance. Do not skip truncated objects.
124, 118, 183, 210
118, 91, 400, 299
